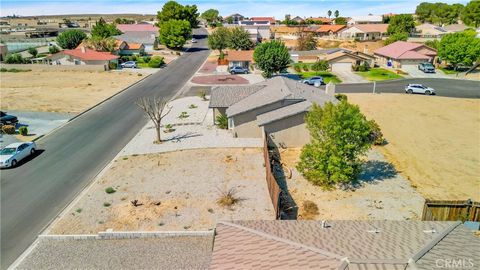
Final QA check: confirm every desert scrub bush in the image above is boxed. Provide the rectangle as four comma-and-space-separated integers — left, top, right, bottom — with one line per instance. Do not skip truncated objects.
75, 208, 82, 213
300, 200, 319, 220
103, 202, 111, 207
217, 187, 241, 208
18, 126, 28, 136
368, 120, 385, 145
148, 56, 165, 68
1, 125, 16, 135
163, 124, 175, 133
188, 104, 198, 109
105, 187, 116, 194
178, 111, 189, 119
216, 114, 228, 129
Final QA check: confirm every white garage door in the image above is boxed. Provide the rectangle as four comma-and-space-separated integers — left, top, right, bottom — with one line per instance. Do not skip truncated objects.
331, 62, 352, 72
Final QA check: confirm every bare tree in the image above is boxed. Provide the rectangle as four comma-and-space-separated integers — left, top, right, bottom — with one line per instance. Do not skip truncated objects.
136, 96, 172, 144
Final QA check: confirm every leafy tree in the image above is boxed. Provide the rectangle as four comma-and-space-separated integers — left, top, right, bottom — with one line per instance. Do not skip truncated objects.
56, 29, 87, 49
297, 101, 373, 188
311, 60, 329, 71
91, 18, 122, 38
253, 40, 290, 78
334, 10, 339, 18
438, 30, 480, 68
201, 9, 219, 23
228, 27, 254, 50
157, 1, 199, 28
114, 18, 134, 24
159, 19, 192, 49
208, 26, 230, 55
424, 39, 439, 50
83, 37, 117, 52
5, 53, 24, 64
384, 32, 408, 45
334, 17, 347, 25
462, 0, 480, 27
48, 45, 60, 54
148, 56, 165, 68
327, 10, 332, 18
387, 14, 415, 35
296, 31, 316, 51
27, 47, 38, 57
416, 2, 464, 25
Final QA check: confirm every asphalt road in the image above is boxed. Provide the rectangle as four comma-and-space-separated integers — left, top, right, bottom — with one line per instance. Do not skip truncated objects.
0, 28, 210, 269
333, 78, 480, 98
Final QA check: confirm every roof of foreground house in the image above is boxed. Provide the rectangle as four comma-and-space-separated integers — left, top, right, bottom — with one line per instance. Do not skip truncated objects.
50, 47, 119, 61
210, 220, 480, 270
374, 41, 436, 60
209, 84, 265, 108
114, 31, 158, 45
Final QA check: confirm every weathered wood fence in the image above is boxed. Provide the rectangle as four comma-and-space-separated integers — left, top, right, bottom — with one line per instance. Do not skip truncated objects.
263, 135, 281, 219
422, 199, 480, 222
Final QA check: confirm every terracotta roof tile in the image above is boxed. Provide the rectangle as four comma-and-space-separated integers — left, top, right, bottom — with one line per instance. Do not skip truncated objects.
351, 23, 389, 33
317, 24, 346, 33
63, 47, 119, 61
226, 50, 254, 62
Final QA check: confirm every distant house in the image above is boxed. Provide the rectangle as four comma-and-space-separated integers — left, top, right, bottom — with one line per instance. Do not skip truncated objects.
225, 50, 255, 69
114, 40, 145, 56
250, 17, 276, 25
326, 50, 375, 71
116, 24, 159, 33
114, 32, 157, 52
307, 17, 332, 25
291, 16, 305, 24
374, 41, 437, 68
312, 24, 347, 37
339, 24, 389, 40
347, 15, 383, 25
209, 76, 338, 147
210, 220, 479, 269
46, 46, 119, 68
224, 13, 244, 24
414, 23, 449, 38
226, 24, 272, 42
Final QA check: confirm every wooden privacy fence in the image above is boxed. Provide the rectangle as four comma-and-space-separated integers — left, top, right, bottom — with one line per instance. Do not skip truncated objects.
422, 199, 480, 222
263, 135, 281, 219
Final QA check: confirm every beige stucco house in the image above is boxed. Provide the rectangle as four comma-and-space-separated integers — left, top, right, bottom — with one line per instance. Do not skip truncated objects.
209, 77, 338, 147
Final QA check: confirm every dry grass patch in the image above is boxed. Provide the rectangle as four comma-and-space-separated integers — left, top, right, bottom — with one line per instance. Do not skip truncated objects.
299, 200, 319, 220
217, 187, 241, 209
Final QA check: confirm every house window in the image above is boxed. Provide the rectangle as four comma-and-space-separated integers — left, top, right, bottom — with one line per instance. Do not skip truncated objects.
228, 118, 234, 129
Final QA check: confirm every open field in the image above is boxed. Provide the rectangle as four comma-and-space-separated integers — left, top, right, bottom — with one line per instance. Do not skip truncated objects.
49, 148, 275, 234
347, 93, 480, 201
0, 70, 143, 114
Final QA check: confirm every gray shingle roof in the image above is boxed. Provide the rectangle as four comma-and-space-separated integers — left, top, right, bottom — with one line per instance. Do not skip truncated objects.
208, 84, 265, 108
256, 100, 311, 126
114, 31, 158, 45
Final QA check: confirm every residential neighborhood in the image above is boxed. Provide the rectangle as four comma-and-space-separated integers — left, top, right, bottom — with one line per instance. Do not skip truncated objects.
0, 0, 479, 269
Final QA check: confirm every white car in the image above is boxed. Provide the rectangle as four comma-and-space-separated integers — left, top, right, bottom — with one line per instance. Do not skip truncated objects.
191, 38, 197, 43
0, 142, 37, 168
405, 84, 435, 95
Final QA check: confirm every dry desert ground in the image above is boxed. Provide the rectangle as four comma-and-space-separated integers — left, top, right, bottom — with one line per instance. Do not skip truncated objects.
347, 93, 480, 201
0, 70, 143, 114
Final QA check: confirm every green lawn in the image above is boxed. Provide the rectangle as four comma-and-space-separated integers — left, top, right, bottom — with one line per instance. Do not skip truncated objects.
439, 67, 458, 75
356, 68, 403, 81
298, 71, 342, 84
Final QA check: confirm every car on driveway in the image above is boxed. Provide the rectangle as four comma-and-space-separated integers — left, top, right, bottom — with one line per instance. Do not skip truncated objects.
0, 142, 37, 168
418, 62, 435, 73
405, 84, 435, 95
0, 111, 18, 125
302, 76, 324, 85
121, 61, 137, 68
229, 66, 249, 74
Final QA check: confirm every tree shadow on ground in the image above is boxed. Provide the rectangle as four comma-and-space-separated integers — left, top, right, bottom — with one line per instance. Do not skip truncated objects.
164, 132, 202, 142
347, 160, 398, 190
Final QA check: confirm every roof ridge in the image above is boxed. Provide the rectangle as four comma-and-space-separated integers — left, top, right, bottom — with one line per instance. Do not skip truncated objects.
218, 221, 346, 260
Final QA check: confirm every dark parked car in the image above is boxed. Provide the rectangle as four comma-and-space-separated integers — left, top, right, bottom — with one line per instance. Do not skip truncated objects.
0, 111, 18, 125
418, 62, 435, 73
229, 66, 249, 74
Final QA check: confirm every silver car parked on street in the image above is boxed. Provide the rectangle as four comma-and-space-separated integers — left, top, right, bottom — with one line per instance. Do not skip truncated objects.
0, 142, 37, 168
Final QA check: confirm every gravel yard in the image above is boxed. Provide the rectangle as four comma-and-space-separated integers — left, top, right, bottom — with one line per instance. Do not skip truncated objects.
49, 148, 275, 234
280, 149, 425, 220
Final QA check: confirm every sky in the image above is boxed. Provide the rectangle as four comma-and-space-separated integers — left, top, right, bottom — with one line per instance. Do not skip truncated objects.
0, 0, 471, 18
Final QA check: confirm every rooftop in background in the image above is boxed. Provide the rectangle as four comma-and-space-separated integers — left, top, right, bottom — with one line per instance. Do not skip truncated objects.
374, 41, 437, 60
250, 17, 276, 24
116, 23, 159, 32
348, 23, 389, 33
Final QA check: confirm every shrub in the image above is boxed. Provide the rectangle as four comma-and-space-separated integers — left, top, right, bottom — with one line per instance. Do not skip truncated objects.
108, 62, 117, 70
105, 187, 116, 194
217, 187, 240, 208
178, 111, 189, 119
300, 200, 319, 220
198, 89, 207, 101
188, 104, 198, 109
103, 202, 111, 207
27, 47, 38, 57
18, 126, 28, 136
368, 120, 385, 145
5, 53, 24, 64
311, 60, 329, 71
48, 45, 60, 54
57, 29, 87, 49
334, 93, 348, 102
2, 125, 16, 134
143, 56, 151, 63
293, 64, 301, 72
216, 114, 228, 129
163, 124, 175, 133
148, 56, 165, 68
75, 208, 82, 213
302, 63, 309, 71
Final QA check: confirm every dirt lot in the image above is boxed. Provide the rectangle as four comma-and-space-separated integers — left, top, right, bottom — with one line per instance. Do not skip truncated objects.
280, 149, 424, 220
347, 93, 480, 201
0, 70, 143, 114
49, 148, 274, 234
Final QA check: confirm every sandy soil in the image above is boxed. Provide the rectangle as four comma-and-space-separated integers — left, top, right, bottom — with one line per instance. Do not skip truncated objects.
347, 93, 480, 201
49, 148, 274, 234
0, 70, 143, 114
279, 149, 424, 220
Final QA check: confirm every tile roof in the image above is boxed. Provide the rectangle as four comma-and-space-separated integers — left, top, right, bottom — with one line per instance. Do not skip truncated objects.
226, 50, 255, 62
209, 84, 265, 108
317, 24, 346, 33
350, 23, 389, 33
308, 17, 333, 24
250, 17, 276, 23
256, 100, 312, 126
211, 220, 478, 269
116, 24, 159, 32
374, 41, 436, 60
62, 47, 119, 61
124, 42, 144, 50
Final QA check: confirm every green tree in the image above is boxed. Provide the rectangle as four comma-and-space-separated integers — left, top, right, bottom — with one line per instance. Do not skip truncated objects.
311, 60, 329, 71
297, 102, 373, 188
296, 31, 316, 51
159, 19, 192, 49
253, 40, 291, 78
424, 39, 439, 50
5, 53, 24, 64
201, 9, 219, 23
334, 10, 339, 18
228, 27, 254, 50
384, 32, 408, 45
227, 17, 233, 24
416, 2, 464, 25
157, 1, 199, 28
416, 2, 434, 23
387, 14, 415, 35
334, 17, 347, 25
438, 30, 480, 68
56, 29, 87, 49
91, 18, 122, 38
27, 47, 38, 57
327, 10, 332, 18
462, 1, 480, 27
208, 26, 230, 55
48, 45, 60, 54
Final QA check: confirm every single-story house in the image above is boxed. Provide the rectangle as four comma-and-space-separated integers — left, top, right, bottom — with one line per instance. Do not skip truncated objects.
290, 48, 346, 63
325, 50, 375, 72
209, 76, 338, 147
314, 24, 347, 37
114, 40, 145, 55
413, 23, 449, 38
116, 23, 159, 33
347, 15, 383, 25
339, 24, 389, 40
291, 16, 305, 24
210, 220, 479, 269
114, 31, 157, 52
250, 17, 276, 25
46, 46, 119, 68
225, 50, 255, 69
374, 41, 437, 68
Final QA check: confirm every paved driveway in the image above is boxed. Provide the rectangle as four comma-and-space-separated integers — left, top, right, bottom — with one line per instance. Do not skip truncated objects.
332, 70, 368, 83
401, 65, 450, 78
